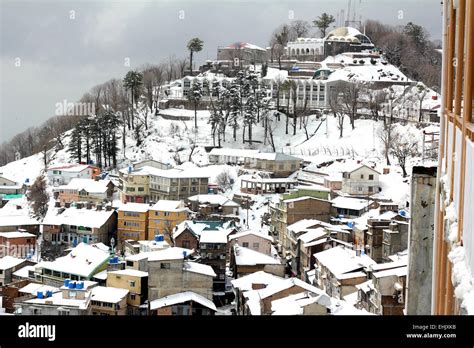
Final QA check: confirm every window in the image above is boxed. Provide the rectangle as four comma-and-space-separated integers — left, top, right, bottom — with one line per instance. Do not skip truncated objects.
130, 294, 136, 300
138, 187, 144, 192
129, 280, 136, 287
191, 186, 197, 192
164, 212, 170, 217
124, 221, 140, 227
124, 212, 140, 217
358, 187, 363, 192
69, 291, 77, 298
242, 242, 249, 248
360, 174, 364, 179
126, 261, 134, 267
252, 242, 260, 249
368, 186, 374, 193
160, 263, 170, 269
369, 174, 374, 180
182, 240, 190, 249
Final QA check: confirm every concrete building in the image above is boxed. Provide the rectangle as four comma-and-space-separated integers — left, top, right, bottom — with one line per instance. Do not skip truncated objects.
270, 196, 332, 255
199, 229, 230, 292
286, 37, 324, 60
0, 256, 34, 287
47, 164, 99, 187
405, 166, 437, 315
230, 244, 283, 279
148, 200, 188, 244
208, 148, 302, 178
119, 165, 210, 203
149, 291, 217, 316
117, 203, 149, 248
217, 42, 267, 67
34, 243, 110, 287
90, 286, 129, 315
323, 27, 374, 58
147, 248, 215, 301
228, 230, 273, 256
433, 0, 474, 316
186, 194, 240, 216
54, 178, 115, 206
107, 269, 148, 314
341, 164, 381, 196
331, 196, 374, 218
313, 246, 376, 299
16, 280, 95, 315
42, 205, 117, 245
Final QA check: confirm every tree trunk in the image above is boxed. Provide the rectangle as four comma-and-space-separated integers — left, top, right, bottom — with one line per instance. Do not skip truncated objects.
194, 103, 198, 129
189, 51, 193, 77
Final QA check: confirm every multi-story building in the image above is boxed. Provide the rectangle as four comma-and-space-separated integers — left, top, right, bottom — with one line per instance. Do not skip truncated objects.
42, 205, 117, 245
341, 164, 381, 196
117, 203, 149, 248
47, 164, 100, 187
119, 165, 210, 203
270, 196, 332, 257
54, 178, 115, 206
34, 243, 110, 287
147, 248, 216, 301
148, 200, 188, 244
432, 0, 474, 315
107, 269, 148, 314
217, 42, 267, 67
0, 256, 34, 287
90, 286, 129, 315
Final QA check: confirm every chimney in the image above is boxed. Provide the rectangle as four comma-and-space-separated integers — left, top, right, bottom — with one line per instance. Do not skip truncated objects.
105, 205, 112, 212
97, 204, 103, 211
54, 201, 61, 208
65, 202, 71, 208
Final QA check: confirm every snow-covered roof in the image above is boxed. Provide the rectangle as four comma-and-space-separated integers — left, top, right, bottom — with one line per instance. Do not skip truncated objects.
12, 265, 35, 278
91, 286, 129, 303
19, 283, 59, 295
0, 231, 36, 238
250, 152, 301, 161
286, 219, 332, 233
283, 196, 328, 204
0, 215, 39, 227
233, 245, 281, 266
297, 227, 327, 244
43, 206, 115, 229
228, 230, 273, 242
108, 269, 148, 278
56, 178, 111, 193
331, 196, 372, 211
224, 42, 266, 51
23, 289, 91, 310
0, 256, 27, 270
117, 202, 149, 213
271, 291, 332, 315
188, 194, 239, 207
147, 247, 194, 262
342, 163, 381, 175
173, 221, 208, 239
92, 269, 108, 281
48, 164, 92, 173
149, 291, 217, 311
257, 277, 324, 300
37, 243, 110, 277
372, 265, 407, 278
183, 261, 216, 278
314, 246, 376, 277
120, 165, 210, 179
230, 271, 285, 291
209, 148, 259, 157
199, 230, 230, 244
150, 200, 185, 212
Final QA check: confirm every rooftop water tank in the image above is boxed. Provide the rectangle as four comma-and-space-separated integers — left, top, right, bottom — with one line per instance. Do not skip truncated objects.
37, 291, 44, 299
46, 290, 53, 298
76, 282, 84, 290
68, 282, 76, 289
182, 251, 187, 258
64, 279, 71, 287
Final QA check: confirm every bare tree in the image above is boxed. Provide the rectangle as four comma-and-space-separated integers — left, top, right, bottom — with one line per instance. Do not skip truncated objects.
328, 82, 347, 138
377, 123, 393, 166
290, 20, 311, 38
390, 126, 421, 177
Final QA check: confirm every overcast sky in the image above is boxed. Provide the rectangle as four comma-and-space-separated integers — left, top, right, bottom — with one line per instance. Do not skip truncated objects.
0, 0, 443, 143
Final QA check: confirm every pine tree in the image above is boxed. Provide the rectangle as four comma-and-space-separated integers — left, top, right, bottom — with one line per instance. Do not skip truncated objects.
313, 13, 335, 38
187, 80, 203, 129
68, 126, 82, 163
123, 70, 143, 129
244, 95, 258, 145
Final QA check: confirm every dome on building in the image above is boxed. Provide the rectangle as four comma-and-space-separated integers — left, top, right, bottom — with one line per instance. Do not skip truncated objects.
325, 26, 373, 45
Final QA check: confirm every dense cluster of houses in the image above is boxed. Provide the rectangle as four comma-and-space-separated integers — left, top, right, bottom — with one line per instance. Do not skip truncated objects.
0, 148, 413, 316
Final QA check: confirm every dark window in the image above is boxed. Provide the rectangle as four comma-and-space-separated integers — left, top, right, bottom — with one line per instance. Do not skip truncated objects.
160, 263, 170, 269
369, 174, 374, 180
182, 240, 190, 249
